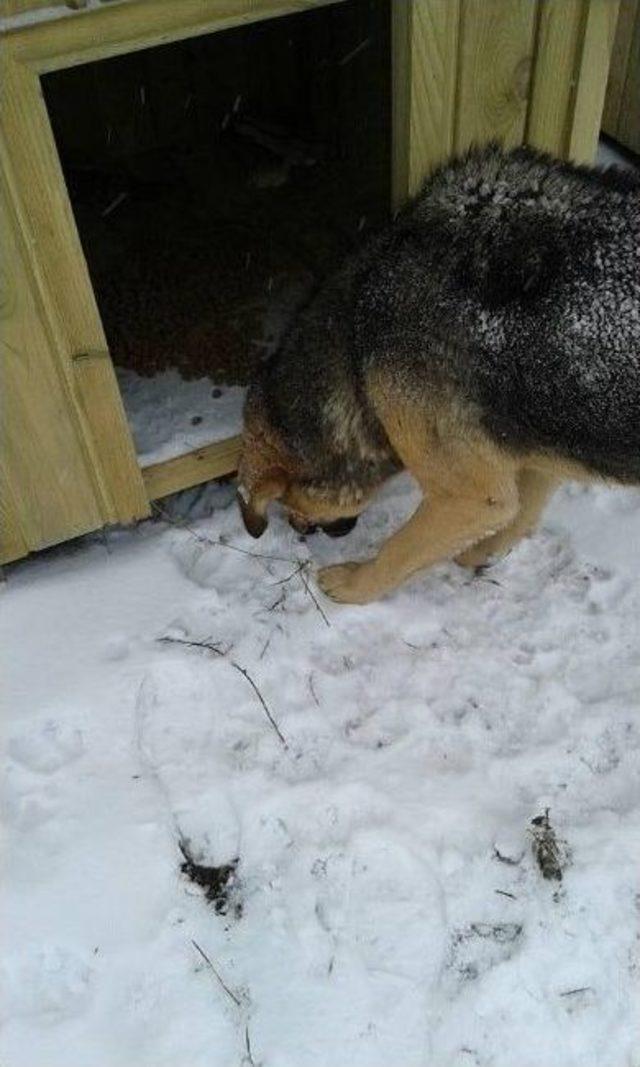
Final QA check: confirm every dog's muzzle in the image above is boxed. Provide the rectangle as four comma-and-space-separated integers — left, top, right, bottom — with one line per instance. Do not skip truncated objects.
288, 515, 358, 538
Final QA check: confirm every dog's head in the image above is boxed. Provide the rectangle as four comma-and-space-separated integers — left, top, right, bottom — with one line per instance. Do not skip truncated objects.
237, 391, 369, 539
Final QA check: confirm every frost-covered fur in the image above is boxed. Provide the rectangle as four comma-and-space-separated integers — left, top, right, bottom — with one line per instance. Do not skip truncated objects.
245, 144, 640, 491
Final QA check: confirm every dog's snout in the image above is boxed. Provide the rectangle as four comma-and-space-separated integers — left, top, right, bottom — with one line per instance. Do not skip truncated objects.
320, 516, 358, 538
288, 514, 319, 535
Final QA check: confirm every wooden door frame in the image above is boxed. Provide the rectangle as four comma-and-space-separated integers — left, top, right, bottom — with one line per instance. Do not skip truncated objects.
1, 0, 620, 539
0, 0, 350, 527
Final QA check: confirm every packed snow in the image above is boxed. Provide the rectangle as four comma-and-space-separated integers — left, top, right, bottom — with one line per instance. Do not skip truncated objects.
116, 369, 245, 465
2, 473, 639, 1067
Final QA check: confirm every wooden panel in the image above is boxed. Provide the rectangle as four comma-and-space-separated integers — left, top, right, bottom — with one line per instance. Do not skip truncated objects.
568, 0, 620, 163
456, 0, 538, 154
526, 0, 585, 157
0, 59, 149, 526
602, 0, 637, 134
392, 0, 461, 207
616, 1, 640, 153
0, 170, 104, 564
0, 474, 29, 565
142, 437, 243, 501
1, 0, 347, 72
603, 0, 640, 154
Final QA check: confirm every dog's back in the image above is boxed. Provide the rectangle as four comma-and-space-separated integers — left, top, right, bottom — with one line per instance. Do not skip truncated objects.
355, 145, 640, 482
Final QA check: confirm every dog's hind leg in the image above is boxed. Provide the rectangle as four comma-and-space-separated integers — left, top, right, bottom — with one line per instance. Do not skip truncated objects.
318, 426, 519, 603
455, 468, 559, 568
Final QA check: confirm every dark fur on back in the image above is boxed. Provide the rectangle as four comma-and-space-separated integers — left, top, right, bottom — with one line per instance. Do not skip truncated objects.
250, 145, 640, 486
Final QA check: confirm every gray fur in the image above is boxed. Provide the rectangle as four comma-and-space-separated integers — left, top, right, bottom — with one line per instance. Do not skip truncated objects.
249, 144, 640, 486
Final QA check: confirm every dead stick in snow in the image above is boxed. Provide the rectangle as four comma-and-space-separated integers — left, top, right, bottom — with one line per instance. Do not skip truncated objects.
230, 661, 288, 748
299, 565, 331, 627
191, 939, 242, 1006
244, 1024, 257, 1066
152, 503, 300, 564
156, 636, 288, 749
158, 636, 225, 655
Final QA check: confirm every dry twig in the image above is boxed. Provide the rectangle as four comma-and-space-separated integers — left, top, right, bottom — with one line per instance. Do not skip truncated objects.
156, 635, 288, 749
298, 565, 331, 627
151, 502, 299, 564
191, 939, 242, 1006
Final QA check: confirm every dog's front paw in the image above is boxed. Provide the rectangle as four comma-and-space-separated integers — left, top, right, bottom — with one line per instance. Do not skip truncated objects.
317, 562, 378, 605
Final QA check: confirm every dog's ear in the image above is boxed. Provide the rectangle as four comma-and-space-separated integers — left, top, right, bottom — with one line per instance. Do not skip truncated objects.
237, 468, 288, 538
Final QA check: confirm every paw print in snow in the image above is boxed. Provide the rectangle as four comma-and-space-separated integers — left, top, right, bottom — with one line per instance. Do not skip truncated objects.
9, 719, 84, 774
2, 945, 94, 1023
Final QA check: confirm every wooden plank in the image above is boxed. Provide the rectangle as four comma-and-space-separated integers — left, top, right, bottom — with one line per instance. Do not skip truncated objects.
0, 59, 150, 525
615, 0, 640, 153
0, 167, 105, 563
1, 0, 347, 72
526, 0, 585, 157
391, 0, 411, 209
455, 0, 538, 154
568, 0, 620, 163
601, 0, 637, 136
142, 437, 243, 501
392, 0, 461, 207
0, 475, 29, 566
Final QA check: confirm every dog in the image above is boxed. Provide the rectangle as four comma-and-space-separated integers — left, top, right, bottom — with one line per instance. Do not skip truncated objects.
237, 144, 640, 603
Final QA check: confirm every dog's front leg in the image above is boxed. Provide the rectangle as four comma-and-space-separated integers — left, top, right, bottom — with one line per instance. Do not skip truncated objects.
318, 480, 518, 604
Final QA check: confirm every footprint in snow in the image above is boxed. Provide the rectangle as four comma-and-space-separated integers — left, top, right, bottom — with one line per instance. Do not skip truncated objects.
9, 719, 84, 775
2, 945, 94, 1023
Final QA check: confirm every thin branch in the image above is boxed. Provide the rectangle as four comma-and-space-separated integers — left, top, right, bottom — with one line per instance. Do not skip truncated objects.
191, 939, 242, 1006
308, 673, 320, 708
559, 986, 592, 998
156, 635, 288, 749
299, 566, 331, 627
153, 504, 331, 631
230, 661, 288, 749
273, 561, 307, 586
158, 635, 225, 656
152, 502, 299, 564
266, 592, 286, 613
244, 1024, 257, 1066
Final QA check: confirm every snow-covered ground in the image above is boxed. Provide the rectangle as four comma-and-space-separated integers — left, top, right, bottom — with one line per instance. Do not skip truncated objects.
2, 474, 640, 1067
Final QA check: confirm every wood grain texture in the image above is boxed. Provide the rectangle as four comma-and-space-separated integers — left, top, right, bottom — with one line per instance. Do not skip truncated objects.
142, 437, 243, 501
1, 0, 347, 72
602, 0, 640, 153
602, 0, 637, 133
526, 0, 585, 157
456, 0, 538, 153
0, 59, 149, 526
0, 164, 104, 563
568, 0, 620, 163
616, 0, 640, 153
392, 0, 460, 206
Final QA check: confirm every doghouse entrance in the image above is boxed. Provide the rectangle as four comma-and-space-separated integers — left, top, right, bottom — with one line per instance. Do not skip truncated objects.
41, 0, 390, 474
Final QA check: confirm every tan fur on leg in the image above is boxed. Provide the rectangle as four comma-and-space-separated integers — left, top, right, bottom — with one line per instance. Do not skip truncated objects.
456, 468, 559, 568
318, 388, 519, 603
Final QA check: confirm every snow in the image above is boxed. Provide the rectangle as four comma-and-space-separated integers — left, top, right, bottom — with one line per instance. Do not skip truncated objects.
116, 368, 245, 466
2, 474, 639, 1067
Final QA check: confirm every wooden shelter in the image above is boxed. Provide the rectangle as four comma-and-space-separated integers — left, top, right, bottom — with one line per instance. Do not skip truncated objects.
0, 0, 621, 564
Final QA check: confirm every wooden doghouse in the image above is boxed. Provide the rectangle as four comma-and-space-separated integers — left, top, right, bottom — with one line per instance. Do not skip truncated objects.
0, 0, 620, 564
